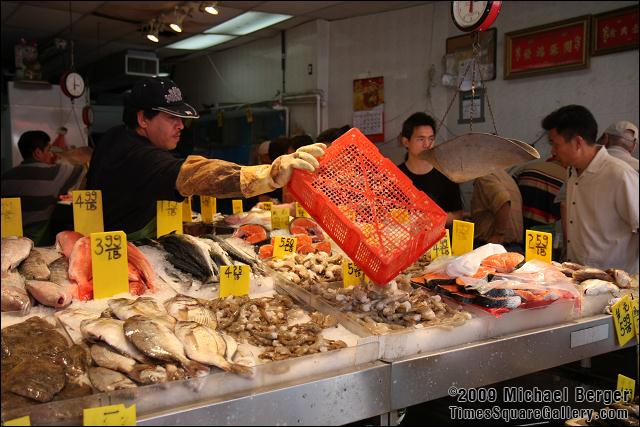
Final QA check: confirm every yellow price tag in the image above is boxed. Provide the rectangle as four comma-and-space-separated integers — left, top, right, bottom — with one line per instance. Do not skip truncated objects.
232, 199, 243, 214
157, 201, 183, 237
611, 294, 634, 346
260, 202, 273, 211
632, 299, 639, 338
342, 260, 365, 288
201, 196, 216, 223
295, 202, 311, 218
90, 231, 129, 300
452, 220, 474, 256
220, 264, 251, 297
429, 229, 451, 260
617, 374, 635, 402
83, 404, 136, 426
182, 197, 192, 222
271, 205, 290, 230
1, 198, 23, 238
273, 236, 297, 259
72, 190, 104, 236
525, 230, 552, 263
3, 415, 30, 426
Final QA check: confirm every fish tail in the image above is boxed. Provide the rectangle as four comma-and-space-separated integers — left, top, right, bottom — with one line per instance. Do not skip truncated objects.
230, 362, 254, 378
182, 360, 210, 378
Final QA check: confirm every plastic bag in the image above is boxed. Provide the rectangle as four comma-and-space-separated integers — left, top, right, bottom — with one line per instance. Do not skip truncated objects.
445, 243, 506, 277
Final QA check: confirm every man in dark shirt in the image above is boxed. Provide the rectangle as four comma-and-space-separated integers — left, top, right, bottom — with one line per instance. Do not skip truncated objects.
2, 130, 84, 244
86, 77, 325, 240
397, 112, 464, 226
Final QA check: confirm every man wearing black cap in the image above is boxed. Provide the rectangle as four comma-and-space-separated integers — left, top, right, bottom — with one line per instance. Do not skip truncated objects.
86, 77, 325, 240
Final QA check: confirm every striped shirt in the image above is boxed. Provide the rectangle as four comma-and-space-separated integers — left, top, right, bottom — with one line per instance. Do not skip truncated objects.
1, 160, 84, 225
513, 159, 566, 229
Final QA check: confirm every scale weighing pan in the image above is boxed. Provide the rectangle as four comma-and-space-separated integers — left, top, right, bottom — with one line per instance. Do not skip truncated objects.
420, 132, 540, 183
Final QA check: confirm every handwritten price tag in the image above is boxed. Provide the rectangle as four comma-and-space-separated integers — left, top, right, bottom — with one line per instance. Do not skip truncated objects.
342, 260, 365, 288
632, 299, 639, 338
452, 220, 474, 256
157, 201, 183, 237
525, 230, 552, 263
72, 190, 104, 236
273, 236, 297, 259
295, 202, 311, 218
220, 265, 251, 297
83, 404, 136, 426
1, 198, 23, 238
260, 202, 273, 211
200, 196, 216, 223
182, 197, 192, 222
271, 205, 290, 230
617, 374, 635, 403
232, 199, 243, 214
90, 231, 129, 300
429, 229, 451, 260
612, 294, 634, 347
3, 415, 30, 426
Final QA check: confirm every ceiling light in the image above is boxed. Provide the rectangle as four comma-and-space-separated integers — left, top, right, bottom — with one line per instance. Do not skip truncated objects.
205, 11, 291, 36
165, 34, 236, 50
200, 1, 218, 15
169, 7, 186, 33
146, 20, 160, 43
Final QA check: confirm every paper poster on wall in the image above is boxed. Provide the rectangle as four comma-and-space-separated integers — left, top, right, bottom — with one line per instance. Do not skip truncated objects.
353, 76, 384, 143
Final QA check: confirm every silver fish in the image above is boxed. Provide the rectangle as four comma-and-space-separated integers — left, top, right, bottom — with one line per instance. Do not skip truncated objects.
1, 237, 34, 275
55, 308, 100, 345
123, 315, 209, 378
18, 250, 50, 280
201, 238, 234, 266
174, 321, 253, 377
580, 279, 620, 296
108, 297, 176, 330
25, 280, 72, 308
1, 284, 31, 312
33, 247, 62, 265
90, 343, 167, 385
88, 367, 138, 392
164, 294, 217, 329
80, 318, 150, 363
128, 364, 168, 385
48, 257, 71, 286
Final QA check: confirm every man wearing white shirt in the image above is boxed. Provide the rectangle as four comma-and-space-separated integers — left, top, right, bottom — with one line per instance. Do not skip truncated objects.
599, 120, 639, 172
542, 105, 639, 274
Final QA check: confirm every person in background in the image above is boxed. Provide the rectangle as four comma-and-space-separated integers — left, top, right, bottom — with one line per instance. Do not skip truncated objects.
542, 105, 638, 273
316, 125, 350, 146
256, 139, 272, 164
598, 120, 639, 172
86, 77, 325, 240
1, 130, 84, 245
290, 134, 314, 151
397, 112, 464, 227
512, 156, 567, 259
470, 169, 524, 253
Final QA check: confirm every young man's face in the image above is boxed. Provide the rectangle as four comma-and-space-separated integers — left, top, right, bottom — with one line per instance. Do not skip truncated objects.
33, 143, 57, 164
402, 125, 435, 159
138, 111, 184, 150
548, 129, 579, 168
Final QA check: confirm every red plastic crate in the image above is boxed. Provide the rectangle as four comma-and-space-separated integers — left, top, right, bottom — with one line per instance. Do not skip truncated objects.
287, 128, 447, 285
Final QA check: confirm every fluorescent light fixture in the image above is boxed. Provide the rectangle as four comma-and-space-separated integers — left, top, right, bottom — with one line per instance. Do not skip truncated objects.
157, 72, 171, 77
165, 34, 236, 50
205, 11, 291, 36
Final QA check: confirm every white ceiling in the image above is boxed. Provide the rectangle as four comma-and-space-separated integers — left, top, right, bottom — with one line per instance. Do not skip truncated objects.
1, 1, 432, 84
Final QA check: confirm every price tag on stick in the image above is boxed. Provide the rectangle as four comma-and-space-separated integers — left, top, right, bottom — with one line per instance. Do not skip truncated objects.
200, 196, 216, 223
271, 205, 290, 230
525, 230, 552, 263
182, 197, 192, 222
90, 231, 129, 300
273, 236, 297, 259
343, 261, 365, 288
260, 202, 273, 211
295, 202, 311, 218
3, 416, 31, 426
220, 265, 251, 297
157, 201, 183, 237
72, 190, 104, 235
617, 374, 635, 403
632, 299, 639, 338
611, 295, 634, 347
83, 404, 136, 426
429, 229, 451, 260
452, 220, 474, 256
1, 198, 23, 237
232, 199, 243, 214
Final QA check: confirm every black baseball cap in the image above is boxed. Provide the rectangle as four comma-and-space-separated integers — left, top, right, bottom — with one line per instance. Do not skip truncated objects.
127, 77, 199, 119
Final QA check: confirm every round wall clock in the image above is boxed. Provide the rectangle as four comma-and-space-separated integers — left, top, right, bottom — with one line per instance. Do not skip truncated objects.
451, 1, 502, 32
60, 71, 85, 99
